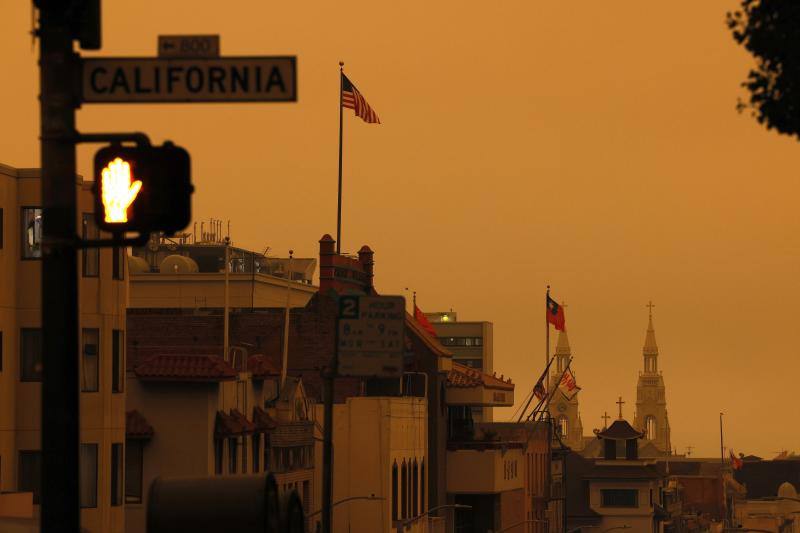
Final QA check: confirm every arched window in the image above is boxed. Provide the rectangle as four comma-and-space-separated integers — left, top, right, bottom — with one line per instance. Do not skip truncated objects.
391, 461, 398, 521
412, 459, 419, 517
401, 460, 408, 519
558, 416, 569, 438
420, 459, 426, 514
645, 416, 657, 440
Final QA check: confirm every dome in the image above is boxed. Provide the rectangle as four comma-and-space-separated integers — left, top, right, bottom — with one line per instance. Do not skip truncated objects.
127, 255, 150, 274
159, 255, 199, 274
778, 481, 797, 499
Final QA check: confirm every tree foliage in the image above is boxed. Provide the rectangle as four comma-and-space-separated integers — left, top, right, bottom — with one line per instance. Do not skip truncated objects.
727, 0, 800, 139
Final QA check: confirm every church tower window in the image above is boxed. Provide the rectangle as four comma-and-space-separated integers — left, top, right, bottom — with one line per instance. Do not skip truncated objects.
558, 416, 568, 439
645, 416, 657, 440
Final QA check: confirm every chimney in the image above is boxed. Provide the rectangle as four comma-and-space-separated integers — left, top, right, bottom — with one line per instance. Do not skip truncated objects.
318, 234, 336, 293
358, 245, 374, 293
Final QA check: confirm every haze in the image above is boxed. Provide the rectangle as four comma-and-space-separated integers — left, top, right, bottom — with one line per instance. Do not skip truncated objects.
1, 1, 797, 458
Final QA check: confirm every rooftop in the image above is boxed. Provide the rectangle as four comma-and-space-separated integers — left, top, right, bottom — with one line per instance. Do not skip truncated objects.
134, 354, 238, 382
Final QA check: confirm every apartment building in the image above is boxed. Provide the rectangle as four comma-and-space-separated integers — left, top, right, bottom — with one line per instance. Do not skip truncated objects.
0, 163, 127, 533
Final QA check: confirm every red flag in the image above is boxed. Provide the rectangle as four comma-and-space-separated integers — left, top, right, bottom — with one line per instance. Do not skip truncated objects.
729, 449, 743, 470
546, 294, 566, 331
414, 305, 438, 338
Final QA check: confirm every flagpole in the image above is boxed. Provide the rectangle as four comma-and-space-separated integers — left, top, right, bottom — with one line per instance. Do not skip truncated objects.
545, 285, 550, 392
531, 357, 573, 422
516, 355, 555, 423
336, 61, 344, 254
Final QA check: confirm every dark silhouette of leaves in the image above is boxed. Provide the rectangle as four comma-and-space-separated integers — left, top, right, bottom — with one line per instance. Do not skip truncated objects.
727, 0, 800, 139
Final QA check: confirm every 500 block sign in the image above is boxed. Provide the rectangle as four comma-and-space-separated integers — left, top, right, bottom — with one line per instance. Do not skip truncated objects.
81, 57, 297, 103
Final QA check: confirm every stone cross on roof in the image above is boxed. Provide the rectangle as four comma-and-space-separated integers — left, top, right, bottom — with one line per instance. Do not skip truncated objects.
616, 396, 625, 420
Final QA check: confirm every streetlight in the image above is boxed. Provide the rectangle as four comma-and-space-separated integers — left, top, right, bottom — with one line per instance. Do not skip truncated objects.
567, 527, 631, 533
490, 518, 548, 532
396, 504, 472, 533
306, 495, 385, 519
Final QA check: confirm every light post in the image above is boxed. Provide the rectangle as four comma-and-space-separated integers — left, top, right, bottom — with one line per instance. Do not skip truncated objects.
567, 526, 631, 533
395, 504, 472, 533
306, 495, 385, 519
490, 518, 548, 532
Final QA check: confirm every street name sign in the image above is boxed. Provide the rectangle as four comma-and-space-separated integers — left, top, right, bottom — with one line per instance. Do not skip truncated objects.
158, 35, 220, 58
81, 56, 296, 103
337, 295, 405, 378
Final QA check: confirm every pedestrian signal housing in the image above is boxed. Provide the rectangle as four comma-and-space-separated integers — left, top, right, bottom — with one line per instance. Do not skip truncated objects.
93, 143, 193, 235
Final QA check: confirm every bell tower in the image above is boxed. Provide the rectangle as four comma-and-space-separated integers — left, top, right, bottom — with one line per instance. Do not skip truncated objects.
633, 302, 671, 455
549, 329, 584, 450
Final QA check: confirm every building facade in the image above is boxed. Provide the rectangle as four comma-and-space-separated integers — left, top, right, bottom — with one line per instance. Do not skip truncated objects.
425, 312, 494, 422
314, 396, 428, 533
0, 163, 127, 533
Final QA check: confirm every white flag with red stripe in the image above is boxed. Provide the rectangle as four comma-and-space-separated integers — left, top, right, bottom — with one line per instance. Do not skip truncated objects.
558, 368, 581, 400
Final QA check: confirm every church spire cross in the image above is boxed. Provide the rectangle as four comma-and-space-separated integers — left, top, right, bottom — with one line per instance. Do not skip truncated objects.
601, 411, 611, 429
646, 300, 655, 319
616, 396, 625, 420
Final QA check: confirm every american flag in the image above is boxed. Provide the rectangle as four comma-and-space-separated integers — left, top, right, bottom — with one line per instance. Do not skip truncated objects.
533, 377, 547, 401
342, 74, 380, 124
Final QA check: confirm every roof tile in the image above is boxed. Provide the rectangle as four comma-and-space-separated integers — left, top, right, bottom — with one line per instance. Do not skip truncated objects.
447, 362, 514, 391
134, 354, 237, 382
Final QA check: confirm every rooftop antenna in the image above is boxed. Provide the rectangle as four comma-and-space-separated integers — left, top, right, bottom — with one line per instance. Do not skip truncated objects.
280, 250, 294, 392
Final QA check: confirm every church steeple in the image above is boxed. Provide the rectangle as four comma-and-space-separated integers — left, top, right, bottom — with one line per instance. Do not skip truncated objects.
643, 301, 658, 374
555, 328, 570, 374
634, 300, 671, 456
548, 323, 584, 451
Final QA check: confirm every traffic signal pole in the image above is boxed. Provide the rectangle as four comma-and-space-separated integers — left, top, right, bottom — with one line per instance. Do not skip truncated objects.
38, 4, 81, 532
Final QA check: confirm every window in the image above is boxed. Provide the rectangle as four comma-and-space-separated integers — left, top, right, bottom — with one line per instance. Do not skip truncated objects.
601, 489, 638, 508
391, 461, 398, 521
645, 416, 657, 441
420, 460, 425, 514
21, 208, 42, 259
111, 443, 123, 506
112, 330, 124, 393
82, 214, 99, 277
20, 328, 42, 382
558, 416, 569, 439
125, 439, 143, 503
412, 459, 419, 517
242, 435, 248, 473
80, 443, 98, 508
228, 437, 238, 474
214, 439, 223, 475
439, 337, 483, 347
18, 451, 41, 504
82, 329, 99, 392
401, 460, 408, 519
112, 246, 125, 280
252, 434, 261, 473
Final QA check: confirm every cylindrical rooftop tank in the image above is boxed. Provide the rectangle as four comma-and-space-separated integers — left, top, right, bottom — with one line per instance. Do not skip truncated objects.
158, 254, 199, 274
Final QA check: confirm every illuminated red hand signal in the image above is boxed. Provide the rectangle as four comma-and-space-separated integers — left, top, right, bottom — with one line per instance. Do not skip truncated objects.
101, 157, 142, 223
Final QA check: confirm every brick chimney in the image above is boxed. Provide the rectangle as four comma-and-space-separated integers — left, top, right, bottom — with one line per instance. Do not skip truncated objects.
358, 245, 374, 293
318, 234, 336, 293
317, 234, 375, 295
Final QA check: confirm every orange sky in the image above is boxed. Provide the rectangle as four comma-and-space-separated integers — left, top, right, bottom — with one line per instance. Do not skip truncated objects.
2, 1, 798, 458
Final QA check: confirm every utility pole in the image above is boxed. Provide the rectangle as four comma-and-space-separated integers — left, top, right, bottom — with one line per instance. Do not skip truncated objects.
38, 3, 80, 532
